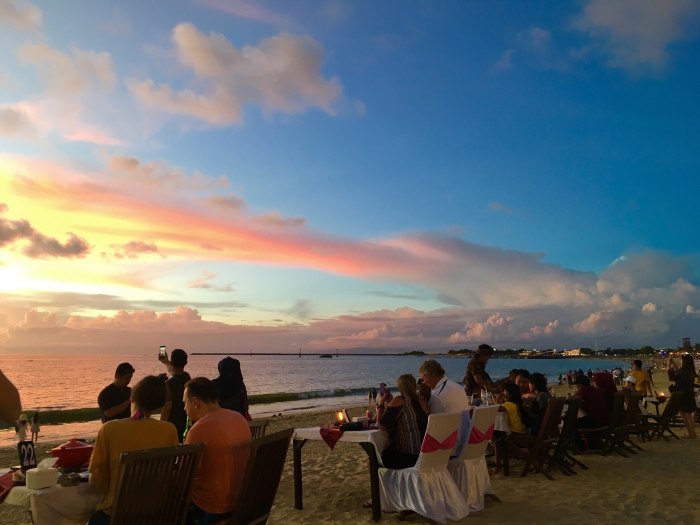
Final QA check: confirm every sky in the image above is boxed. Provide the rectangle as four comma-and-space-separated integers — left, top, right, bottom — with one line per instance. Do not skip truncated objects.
1, 0, 700, 355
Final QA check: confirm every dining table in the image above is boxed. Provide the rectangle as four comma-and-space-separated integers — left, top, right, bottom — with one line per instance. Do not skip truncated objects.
1, 468, 102, 525
292, 426, 390, 521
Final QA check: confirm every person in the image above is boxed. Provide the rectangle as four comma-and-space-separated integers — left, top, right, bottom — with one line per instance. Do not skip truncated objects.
647, 366, 656, 389
159, 348, 192, 442
498, 382, 526, 434
31, 412, 40, 443
184, 377, 252, 525
15, 414, 29, 442
515, 369, 536, 409
667, 355, 697, 439
626, 360, 652, 396
592, 372, 617, 410
98, 363, 135, 422
212, 357, 251, 419
463, 343, 495, 399
573, 374, 610, 451
418, 359, 470, 456
88, 375, 178, 525
528, 373, 551, 435
0, 369, 21, 424
377, 374, 429, 469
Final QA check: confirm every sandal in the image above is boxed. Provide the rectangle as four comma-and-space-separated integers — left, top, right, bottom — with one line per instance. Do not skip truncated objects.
362, 499, 373, 509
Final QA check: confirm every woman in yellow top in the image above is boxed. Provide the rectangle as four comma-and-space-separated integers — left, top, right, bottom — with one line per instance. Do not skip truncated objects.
88, 375, 179, 525
498, 382, 526, 434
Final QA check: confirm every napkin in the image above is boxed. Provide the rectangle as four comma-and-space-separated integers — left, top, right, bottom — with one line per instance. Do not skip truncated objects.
319, 426, 344, 449
0, 471, 16, 504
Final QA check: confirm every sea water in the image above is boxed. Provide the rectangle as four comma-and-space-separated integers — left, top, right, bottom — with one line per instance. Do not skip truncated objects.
0, 353, 631, 445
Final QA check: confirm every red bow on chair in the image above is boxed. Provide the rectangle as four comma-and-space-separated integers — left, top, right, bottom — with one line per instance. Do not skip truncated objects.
421, 430, 458, 453
468, 424, 494, 444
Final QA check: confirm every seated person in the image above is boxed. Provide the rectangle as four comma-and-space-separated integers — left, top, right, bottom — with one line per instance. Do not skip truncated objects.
88, 376, 179, 525
515, 369, 537, 410
377, 374, 429, 469
573, 374, 611, 451
592, 371, 617, 410
528, 372, 551, 435
184, 377, 252, 525
498, 382, 526, 434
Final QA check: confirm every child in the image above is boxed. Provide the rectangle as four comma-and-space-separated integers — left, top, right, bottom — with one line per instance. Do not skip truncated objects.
15, 414, 30, 442
498, 382, 526, 434
31, 412, 40, 443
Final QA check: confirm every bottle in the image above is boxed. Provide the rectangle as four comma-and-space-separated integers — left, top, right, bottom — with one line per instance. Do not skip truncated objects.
182, 416, 192, 440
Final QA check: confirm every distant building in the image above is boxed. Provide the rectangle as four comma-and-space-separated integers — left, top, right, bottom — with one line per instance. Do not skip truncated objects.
563, 348, 582, 357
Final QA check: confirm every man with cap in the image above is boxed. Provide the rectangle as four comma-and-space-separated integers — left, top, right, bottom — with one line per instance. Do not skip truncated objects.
98, 363, 135, 422
463, 343, 495, 400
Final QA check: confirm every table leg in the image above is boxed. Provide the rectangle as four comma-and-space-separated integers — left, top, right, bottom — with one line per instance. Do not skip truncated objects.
359, 442, 381, 522
293, 439, 307, 510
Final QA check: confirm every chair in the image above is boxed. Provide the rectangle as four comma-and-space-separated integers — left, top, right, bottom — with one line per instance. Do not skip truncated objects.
508, 396, 565, 480
447, 405, 499, 512
550, 397, 588, 475
579, 392, 627, 456
642, 391, 683, 440
616, 393, 645, 453
110, 443, 205, 525
248, 419, 270, 440
225, 428, 294, 525
378, 412, 470, 524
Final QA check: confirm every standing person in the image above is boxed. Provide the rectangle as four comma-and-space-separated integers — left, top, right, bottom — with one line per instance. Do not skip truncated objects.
159, 348, 192, 442
418, 359, 470, 456
88, 376, 178, 525
98, 363, 135, 422
668, 355, 697, 439
0, 369, 21, 424
184, 377, 252, 525
463, 344, 495, 400
15, 414, 29, 442
30, 412, 40, 443
626, 360, 652, 396
212, 357, 251, 419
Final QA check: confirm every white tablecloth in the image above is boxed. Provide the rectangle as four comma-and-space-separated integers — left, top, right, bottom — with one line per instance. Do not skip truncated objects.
4, 482, 102, 525
293, 427, 390, 464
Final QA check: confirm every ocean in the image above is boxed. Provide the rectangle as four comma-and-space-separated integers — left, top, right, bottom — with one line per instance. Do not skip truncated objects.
0, 353, 632, 446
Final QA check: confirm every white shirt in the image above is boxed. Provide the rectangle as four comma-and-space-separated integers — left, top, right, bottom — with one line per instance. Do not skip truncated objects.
428, 376, 471, 457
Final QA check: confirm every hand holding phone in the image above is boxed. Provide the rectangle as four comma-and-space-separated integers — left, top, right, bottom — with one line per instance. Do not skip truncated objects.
159, 345, 167, 359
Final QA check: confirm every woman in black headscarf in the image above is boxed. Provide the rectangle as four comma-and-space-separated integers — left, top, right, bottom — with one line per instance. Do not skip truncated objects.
212, 357, 251, 420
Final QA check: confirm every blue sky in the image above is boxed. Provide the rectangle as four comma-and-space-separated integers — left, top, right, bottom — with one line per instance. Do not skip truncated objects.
1, 0, 699, 353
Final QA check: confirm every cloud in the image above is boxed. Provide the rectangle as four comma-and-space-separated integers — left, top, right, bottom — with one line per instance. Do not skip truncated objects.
489, 201, 513, 215
575, 0, 700, 73
253, 212, 306, 228
0, 203, 90, 258
129, 23, 343, 125
199, 0, 298, 30
0, 0, 42, 31
108, 156, 229, 191
286, 299, 312, 320
18, 43, 115, 96
108, 241, 162, 260
490, 49, 514, 73
187, 270, 233, 292
0, 107, 36, 137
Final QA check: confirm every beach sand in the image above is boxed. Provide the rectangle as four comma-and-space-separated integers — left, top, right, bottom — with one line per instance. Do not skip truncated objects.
2, 377, 699, 525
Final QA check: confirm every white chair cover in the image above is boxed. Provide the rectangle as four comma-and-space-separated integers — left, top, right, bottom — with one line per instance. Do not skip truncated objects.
447, 405, 499, 512
378, 412, 469, 524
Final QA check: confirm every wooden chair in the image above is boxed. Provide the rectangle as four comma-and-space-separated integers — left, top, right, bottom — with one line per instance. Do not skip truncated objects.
642, 391, 684, 440
110, 443, 205, 525
225, 428, 294, 525
579, 392, 627, 456
508, 396, 565, 480
550, 397, 588, 475
616, 393, 645, 453
248, 419, 270, 440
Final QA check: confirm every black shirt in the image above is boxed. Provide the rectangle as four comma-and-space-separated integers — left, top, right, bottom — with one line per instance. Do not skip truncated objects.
166, 372, 191, 442
98, 383, 131, 422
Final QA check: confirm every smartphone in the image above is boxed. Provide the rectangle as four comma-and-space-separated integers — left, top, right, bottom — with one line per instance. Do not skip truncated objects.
159, 345, 167, 358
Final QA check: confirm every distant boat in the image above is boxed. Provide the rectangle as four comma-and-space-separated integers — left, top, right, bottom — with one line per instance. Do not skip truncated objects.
319, 354, 333, 358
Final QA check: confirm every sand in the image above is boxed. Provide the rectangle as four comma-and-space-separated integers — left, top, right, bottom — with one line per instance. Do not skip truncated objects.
2, 374, 699, 525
